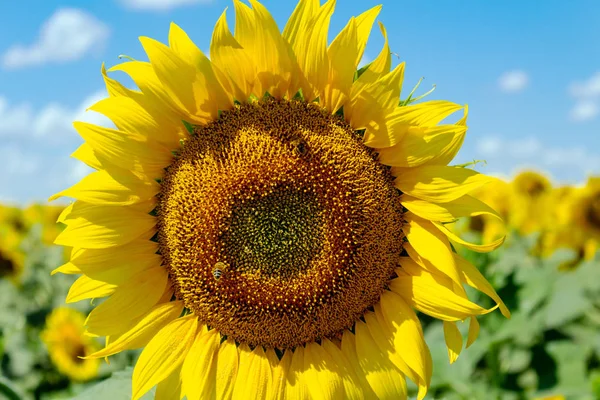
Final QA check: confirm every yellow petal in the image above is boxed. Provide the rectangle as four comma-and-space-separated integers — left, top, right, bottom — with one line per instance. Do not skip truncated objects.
73, 121, 173, 178
168, 22, 232, 108
210, 9, 255, 100
155, 364, 182, 400
49, 169, 159, 206
321, 338, 372, 399
285, 346, 310, 400
101, 62, 129, 98
51, 261, 81, 276
363, 311, 419, 397
353, 5, 382, 66
69, 239, 160, 285
292, 0, 336, 101
353, 22, 391, 90
283, 0, 319, 50
66, 275, 117, 303
54, 202, 156, 250
214, 339, 239, 400
390, 266, 492, 321
347, 61, 405, 131
233, 0, 295, 98
86, 301, 184, 358
86, 267, 168, 336
435, 221, 505, 253
443, 321, 463, 364
71, 143, 102, 170
392, 100, 463, 127
379, 123, 467, 165
271, 347, 289, 400
303, 341, 345, 399
394, 165, 496, 203
401, 194, 501, 224
181, 327, 220, 400
132, 315, 198, 400
351, 323, 408, 399
243, 345, 273, 400
403, 213, 465, 294
108, 60, 186, 120
466, 316, 480, 348
140, 37, 219, 123
88, 96, 183, 149
454, 253, 510, 318
322, 17, 358, 113
377, 291, 432, 399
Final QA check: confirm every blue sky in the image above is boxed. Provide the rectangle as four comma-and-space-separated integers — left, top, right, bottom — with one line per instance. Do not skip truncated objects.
0, 0, 599, 204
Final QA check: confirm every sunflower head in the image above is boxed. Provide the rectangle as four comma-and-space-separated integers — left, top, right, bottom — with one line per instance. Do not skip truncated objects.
0, 227, 25, 283
41, 307, 100, 382
509, 170, 553, 235
51, 1, 508, 399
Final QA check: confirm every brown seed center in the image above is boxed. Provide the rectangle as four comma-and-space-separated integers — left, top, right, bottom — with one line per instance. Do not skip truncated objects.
157, 99, 404, 349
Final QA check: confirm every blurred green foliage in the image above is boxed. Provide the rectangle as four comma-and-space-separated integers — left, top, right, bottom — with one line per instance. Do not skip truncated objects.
1, 222, 600, 399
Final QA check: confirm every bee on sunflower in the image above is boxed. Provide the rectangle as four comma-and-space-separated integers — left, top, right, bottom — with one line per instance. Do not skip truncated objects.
51, 1, 509, 398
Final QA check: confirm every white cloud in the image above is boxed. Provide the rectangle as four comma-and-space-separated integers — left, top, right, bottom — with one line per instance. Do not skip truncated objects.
2, 8, 109, 69
0, 90, 110, 143
498, 70, 529, 93
119, 0, 212, 11
568, 72, 600, 122
568, 72, 600, 98
569, 100, 599, 122
473, 135, 600, 183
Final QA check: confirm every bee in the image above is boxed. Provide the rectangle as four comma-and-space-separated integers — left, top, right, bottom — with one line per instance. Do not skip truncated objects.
291, 138, 308, 156
212, 262, 226, 281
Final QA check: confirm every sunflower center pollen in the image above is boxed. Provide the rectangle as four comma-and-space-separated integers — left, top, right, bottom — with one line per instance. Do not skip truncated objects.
223, 187, 325, 279
157, 99, 404, 349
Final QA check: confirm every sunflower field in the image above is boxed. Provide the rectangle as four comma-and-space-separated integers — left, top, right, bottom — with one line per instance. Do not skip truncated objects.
2, 172, 600, 400
1, 1, 599, 400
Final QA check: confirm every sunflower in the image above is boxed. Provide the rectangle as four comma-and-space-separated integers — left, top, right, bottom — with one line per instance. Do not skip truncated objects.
51, 1, 508, 398
0, 227, 25, 283
509, 170, 553, 235
462, 178, 510, 244
41, 307, 100, 381
561, 177, 600, 261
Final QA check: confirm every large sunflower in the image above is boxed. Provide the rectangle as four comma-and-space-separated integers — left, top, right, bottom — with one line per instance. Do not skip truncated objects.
51, 1, 508, 398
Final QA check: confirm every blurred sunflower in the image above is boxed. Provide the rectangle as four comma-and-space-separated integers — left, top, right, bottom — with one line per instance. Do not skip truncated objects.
466, 178, 510, 244
509, 170, 552, 235
41, 307, 100, 382
567, 177, 600, 260
23, 204, 67, 245
0, 227, 25, 283
51, 1, 508, 398
0, 204, 26, 233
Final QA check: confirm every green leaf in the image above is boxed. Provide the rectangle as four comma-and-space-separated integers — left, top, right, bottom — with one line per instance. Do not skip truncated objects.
71, 368, 155, 400
0, 377, 23, 400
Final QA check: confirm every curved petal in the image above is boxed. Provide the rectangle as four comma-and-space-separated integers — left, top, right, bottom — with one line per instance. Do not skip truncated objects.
390, 267, 493, 321
214, 339, 239, 400
377, 291, 432, 399
394, 165, 496, 203
49, 169, 160, 206
85, 267, 168, 336
321, 338, 373, 399
351, 323, 408, 399
66, 275, 117, 303
86, 301, 184, 358
155, 365, 182, 400
443, 321, 463, 364
401, 194, 501, 224
73, 122, 173, 178
403, 213, 465, 294
303, 341, 345, 399
285, 346, 310, 400
181, 327, 220, 400
352, 22, 391, 92
71, 143, 102, 170
54, 203, 156, 250
435, 221, 505, 253
132, 315, 198, 400
467, 316, 480, 349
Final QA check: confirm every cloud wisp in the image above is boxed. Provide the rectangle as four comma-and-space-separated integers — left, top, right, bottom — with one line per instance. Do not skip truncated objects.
498, 70, 529, 93
2, 8, 109, 69
118, 0, 212, 11
568, 72, 600, 122
475, 135, 600, 183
